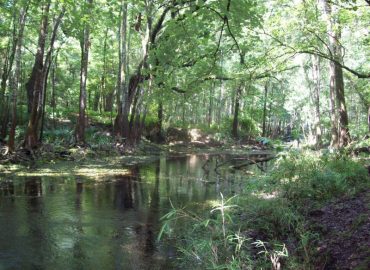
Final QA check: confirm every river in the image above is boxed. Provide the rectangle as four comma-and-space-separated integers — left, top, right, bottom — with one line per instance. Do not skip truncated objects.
0, 153, 270, 269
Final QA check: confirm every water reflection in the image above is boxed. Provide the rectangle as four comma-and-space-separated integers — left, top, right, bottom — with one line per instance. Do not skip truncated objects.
0, 181, 14, 197
0, 154, 264, 269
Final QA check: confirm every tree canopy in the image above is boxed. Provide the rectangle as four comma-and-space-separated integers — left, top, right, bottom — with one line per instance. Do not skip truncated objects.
0, 0, 369, 149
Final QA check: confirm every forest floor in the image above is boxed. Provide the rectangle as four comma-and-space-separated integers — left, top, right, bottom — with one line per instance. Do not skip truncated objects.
309, 190, 370, 269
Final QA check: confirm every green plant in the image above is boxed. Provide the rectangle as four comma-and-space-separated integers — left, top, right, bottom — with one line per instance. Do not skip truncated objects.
254, 240, 288, 270
43, 128, 73, 144
271, 151, 369, 205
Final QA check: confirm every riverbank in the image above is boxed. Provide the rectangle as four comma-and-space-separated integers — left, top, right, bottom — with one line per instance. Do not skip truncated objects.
159, 150, 370, 269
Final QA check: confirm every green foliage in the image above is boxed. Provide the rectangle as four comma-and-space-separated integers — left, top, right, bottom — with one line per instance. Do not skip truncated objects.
87, 110, 112, 125
159, 194, 295, 270
272, 151, 369, 205
219, 115, 260, 139
144, 114, 159, 131
43, 128, 74, 145
239, 115, 261, 138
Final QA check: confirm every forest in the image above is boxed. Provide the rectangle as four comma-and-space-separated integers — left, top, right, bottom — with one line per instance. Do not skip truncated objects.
0, 0, 370, 269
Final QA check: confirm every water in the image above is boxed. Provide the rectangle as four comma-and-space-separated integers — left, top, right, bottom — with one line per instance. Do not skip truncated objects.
0, 153, 270, 270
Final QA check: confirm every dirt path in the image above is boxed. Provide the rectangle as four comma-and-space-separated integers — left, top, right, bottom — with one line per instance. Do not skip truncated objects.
309, 190, 370, 269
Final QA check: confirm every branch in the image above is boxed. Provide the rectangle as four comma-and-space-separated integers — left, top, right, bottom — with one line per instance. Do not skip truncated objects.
204, 2, 242, 56
263, 29, 370, 79
171, 86, 186, 93
204, 75, 234, 81
150, 6, 171, 44
298, 49, 370, 79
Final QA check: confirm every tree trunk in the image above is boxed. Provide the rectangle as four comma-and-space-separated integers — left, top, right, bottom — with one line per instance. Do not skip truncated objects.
157, 99, 164, 142
8, 3, 28, 151
76, 0, 93, 145
114, 1, 129, 137
329, 60, 339, 148
23, 1, 50, 150
96, 28, 108, 112
1, 7, 18, 140
208, 85, 214, 127
51, 55, 57, 129
335, 49, 350, 147
368, 106, 370, 133
262, 82, 268, 137
321, 0, 349, 148
232, 85, 242, 138
312, 55, 322, 148
117, 2, 176, 142
0, 97, 10, 140
38, 8, 64, 143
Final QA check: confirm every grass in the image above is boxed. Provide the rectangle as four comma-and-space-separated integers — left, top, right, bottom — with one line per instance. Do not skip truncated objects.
159, 150, 370, 269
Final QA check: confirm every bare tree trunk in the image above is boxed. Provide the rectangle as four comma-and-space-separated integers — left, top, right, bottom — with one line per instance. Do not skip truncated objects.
232, 84, 242, 138
116, 1, 130, 138
1, 6, 18, 140
335, 44, 350, 147
0, 9, 17, 101
51, 55, 57, 129
157, 98, 164, 142
38, 8, 65, 143
8, 3, 28, 151
94, 28, 108, 112
208, 85, 214, 127
262, 82, 268, 137
23, 1, 50, 149
329, 60, 338, 148
0, 97, 10, 140
321, 0, 345, 148
76, 0, 93, 145
312, 55, 322, 148
368, 106, 370, 133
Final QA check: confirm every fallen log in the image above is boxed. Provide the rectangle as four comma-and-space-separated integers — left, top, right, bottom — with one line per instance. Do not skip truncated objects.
232, 155, 276, 169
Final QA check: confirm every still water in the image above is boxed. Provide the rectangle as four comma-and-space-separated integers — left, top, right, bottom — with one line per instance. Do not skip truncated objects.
0, 154, 266, 270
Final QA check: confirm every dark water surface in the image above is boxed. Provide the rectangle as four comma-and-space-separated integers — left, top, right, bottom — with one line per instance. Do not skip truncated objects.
0, 154, 267, 270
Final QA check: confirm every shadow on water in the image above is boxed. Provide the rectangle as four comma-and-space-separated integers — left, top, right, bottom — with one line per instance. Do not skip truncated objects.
0, 153, 272, 269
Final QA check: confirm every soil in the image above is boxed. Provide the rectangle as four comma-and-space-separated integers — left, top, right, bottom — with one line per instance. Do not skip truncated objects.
309, 190, 370, 269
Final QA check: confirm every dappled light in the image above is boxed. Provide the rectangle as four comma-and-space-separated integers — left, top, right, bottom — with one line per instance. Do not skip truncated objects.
0, 0, 369, 269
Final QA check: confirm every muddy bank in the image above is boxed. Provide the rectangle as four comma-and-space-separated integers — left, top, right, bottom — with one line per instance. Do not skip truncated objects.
309, 190, 370, 269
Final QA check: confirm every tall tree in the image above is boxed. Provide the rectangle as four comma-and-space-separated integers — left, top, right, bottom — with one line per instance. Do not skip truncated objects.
8, 1, 29, 151
76, 0, 93, 144
262, 81, 269, 137
115, 0, 129, 138
321, 0, 350, 147
0, 1, 19, 140
23, 0, 51, 150
39, 7, 65, 142
312, 55, 322, 148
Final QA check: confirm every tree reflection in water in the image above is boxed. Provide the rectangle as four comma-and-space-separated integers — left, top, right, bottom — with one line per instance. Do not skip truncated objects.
0, 154, 256, 269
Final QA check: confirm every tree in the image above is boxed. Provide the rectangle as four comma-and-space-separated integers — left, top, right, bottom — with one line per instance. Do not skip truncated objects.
75, 0, 93, 144
321, 0, 350, 147
23, 0, 51, 149
8, 0, 29, 151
